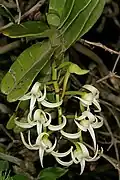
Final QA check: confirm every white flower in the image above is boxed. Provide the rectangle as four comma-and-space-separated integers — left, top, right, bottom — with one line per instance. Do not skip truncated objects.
51, 146, 73, 167
75, 111, 103, 149
75, 85, 101, 112
15, 109, 51, 134
19, 82, 46, 113
19, 82, 63, 114
48, 115, 67, 131
71, 142, 101, 175
20, 131, 57, 167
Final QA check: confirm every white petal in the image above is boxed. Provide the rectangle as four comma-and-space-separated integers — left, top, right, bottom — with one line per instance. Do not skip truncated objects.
41, 99, 63, 108
27, 131, 40, 150
77, 142, 89, 157
15, 120, 35, 129
55, 157, 73, 166
82, 111, 95, 122
93, 99, 101, 112
28, 130, 33, 147
46, 138, 57, 153
19, 92, 31, 101
30, 95, 36, 112
61, 130, 81, 139
33, 109, 43, 121
20, 132, 38, 150
27, 113, 36, 125
88, 126, 96, 149
80, 159, 85, 175
36, 132, 49, 146
37, 84, 46, 102
75, 114, 86, 121
31, 82, 41, 95
48, 115, 66, 131
37, 121, 43, 135
52, 146, 73, 157
83, 85, 99, 97
74, 120, 87, 131
71, 150, 79, 164
85, 145, 99, 162
74, 96, 92, 107
43, 112, 51, 127
39, 147, 45, 168
92, 116, 103, 129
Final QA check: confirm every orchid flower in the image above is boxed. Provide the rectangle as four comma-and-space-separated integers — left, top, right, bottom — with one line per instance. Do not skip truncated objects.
15, 109, 51, 134
19, 82, 46, 113
21, 131, 57, 167
71, 142, 101, 175
75, 111, 103, 149
19, 82, 63, 114
75, 85, 101, 112
51, 146, 73, 167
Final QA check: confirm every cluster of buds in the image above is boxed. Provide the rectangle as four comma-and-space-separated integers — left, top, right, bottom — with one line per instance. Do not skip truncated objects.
15, 82, 103, 174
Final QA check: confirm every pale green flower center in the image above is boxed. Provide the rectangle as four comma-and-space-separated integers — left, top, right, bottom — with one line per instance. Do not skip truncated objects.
43, 138, 52, 149
82, 93, 93, 102
74, 149, 83, 160
80, 120, 89, 127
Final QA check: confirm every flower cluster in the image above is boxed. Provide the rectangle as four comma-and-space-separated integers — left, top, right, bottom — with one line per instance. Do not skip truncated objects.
15, 82, 103, 174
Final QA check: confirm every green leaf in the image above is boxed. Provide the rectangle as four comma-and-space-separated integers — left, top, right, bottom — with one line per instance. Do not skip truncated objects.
39, 167, 68, 180
47, 0, 66, 26
0, 160, 9, 171
12, 174, 28, 180
68, 63, 89, 75
1, 21, 49, 38
1, 40, 54, 102
80, 0, 105, 37
59, 0, 75, 28
59, 0, 105, 49
6, 113, 16, 130
57, 62, 71, 70
0, 4, 15, 22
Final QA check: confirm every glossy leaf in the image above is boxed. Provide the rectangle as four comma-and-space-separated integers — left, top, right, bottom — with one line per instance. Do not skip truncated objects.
1, 40, 54, 102
1, 21, 49, 38
39, 167, 68, 180
59, 0, 105, 49
47, 0, 66, 26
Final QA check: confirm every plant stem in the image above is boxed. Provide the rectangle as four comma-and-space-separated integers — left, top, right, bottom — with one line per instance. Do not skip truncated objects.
52, 63, 62, 124
65, 91, 85, 96
61, 71, 70, 98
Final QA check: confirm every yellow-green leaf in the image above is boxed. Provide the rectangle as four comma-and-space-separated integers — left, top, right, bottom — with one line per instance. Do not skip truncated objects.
68, 63, 89, 75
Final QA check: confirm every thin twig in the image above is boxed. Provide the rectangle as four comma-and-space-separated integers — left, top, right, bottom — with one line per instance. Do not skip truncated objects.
80, 39, 120, 55
0, 40, 21, 54
15, 0, 21, 24
0, 0, 46, 31
112, 54, 120, 72
100, 113, 120, 174
21, 0, 46, 20
85, 142, 120, 172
